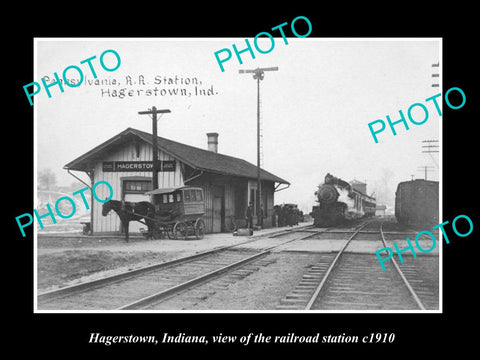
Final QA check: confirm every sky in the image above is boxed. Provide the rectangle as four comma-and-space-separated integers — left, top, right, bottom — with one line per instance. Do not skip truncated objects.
35, 38, 441, 213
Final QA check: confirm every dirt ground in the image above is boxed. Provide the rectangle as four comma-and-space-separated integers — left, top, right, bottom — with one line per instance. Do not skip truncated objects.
37, 235, 214, 291
37, 250, 165, 289
37, 249, 178, 290
36, 224, 311, 292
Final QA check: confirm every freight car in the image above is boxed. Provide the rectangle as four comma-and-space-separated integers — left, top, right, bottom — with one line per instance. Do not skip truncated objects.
312, 173, 376, 227
395, 179, 439, 227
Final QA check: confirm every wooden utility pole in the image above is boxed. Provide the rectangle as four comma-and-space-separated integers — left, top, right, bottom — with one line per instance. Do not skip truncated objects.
138, 106, 171, 190
432, 62, 439, 88
422, 139, 439, 168
239, 67, 278, 227
417, 165, 435, 180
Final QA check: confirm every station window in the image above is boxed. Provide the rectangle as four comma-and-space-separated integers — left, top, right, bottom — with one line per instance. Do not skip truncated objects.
183, 189, 202, 202
125, 180, 152, 193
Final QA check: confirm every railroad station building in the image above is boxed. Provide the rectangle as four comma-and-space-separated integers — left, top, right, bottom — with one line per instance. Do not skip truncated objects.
64, 127, 289, 234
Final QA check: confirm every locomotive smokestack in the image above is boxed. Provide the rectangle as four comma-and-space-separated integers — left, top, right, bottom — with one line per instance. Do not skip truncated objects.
206, 132, 219, 153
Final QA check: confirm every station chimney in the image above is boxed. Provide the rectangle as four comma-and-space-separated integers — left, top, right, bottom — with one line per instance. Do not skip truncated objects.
206, 132, 219, 153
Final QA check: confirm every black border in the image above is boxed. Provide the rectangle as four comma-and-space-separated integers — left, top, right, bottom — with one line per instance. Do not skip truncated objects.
9, 5, 478, 356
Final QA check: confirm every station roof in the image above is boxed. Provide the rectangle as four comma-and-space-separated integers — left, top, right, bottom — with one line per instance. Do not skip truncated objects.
64, 127, 290, 185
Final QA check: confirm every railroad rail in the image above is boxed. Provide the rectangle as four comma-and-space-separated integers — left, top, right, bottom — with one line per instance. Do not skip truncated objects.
37, 225, 322, 310
277, 220, 431, 311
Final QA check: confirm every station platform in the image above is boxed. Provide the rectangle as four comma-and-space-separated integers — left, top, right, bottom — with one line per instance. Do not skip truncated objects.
37, 222, 314, 257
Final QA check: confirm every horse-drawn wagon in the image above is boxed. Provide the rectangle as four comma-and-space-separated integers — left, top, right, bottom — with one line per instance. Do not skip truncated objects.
102, 186, 206, 241
146, 186, 206, 240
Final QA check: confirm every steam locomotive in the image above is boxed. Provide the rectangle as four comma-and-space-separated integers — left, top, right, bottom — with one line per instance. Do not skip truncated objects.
311, 173, 376, 227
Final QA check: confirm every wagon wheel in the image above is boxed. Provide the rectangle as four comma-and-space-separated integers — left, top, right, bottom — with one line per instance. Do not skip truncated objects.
173, 221, 188, 240
152, 226, 164, 240
194, 219, 206, 239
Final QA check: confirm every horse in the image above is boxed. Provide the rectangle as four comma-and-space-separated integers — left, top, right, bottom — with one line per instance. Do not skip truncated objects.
102, 200, 156, 242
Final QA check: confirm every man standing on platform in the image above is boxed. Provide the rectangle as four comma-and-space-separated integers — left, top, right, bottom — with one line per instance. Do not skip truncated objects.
245, 201, 254, 229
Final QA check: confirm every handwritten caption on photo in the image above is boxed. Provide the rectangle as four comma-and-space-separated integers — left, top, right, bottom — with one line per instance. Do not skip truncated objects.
23, 49, 121, 105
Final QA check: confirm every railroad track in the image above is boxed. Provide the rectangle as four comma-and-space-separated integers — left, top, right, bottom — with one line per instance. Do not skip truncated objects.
276, 220, 438, 311
37, 225, 322, 311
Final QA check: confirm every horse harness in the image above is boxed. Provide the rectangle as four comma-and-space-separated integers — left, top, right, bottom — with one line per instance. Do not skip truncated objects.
121, 200, 155, 221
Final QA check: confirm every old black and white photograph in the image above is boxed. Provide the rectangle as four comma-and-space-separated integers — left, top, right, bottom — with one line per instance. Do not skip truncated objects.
32, 37, 444, 313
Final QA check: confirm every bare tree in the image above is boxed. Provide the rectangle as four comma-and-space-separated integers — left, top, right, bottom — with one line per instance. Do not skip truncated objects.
38, 168, 57, 190
372, 168, 395, 208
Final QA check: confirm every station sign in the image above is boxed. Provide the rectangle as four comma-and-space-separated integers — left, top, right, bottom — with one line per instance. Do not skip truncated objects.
102, 161, 176, 172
